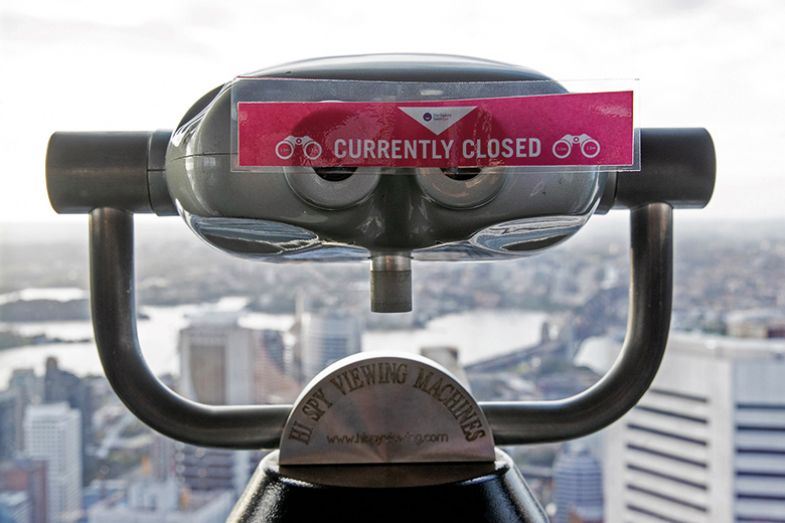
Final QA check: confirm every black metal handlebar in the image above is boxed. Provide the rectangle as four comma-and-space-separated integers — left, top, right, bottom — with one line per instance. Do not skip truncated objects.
48, 128, 715, 215
89, 201, 673, 449
485, 202, 672, 444
90, 207, 289, 448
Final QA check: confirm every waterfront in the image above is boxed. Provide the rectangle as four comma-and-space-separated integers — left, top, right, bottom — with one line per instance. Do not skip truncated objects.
0, 305, 546, 387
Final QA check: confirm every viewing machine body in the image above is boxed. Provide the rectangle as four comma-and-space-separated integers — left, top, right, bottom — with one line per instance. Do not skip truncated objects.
45, 54, 715, 522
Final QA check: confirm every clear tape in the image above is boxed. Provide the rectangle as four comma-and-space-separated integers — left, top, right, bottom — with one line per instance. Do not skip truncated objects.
230, 78, 640, 173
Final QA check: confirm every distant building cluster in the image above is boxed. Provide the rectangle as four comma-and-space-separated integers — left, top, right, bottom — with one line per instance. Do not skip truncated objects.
725, 309, 785, 339
6, 301, 785, 522
1, 223, 783, 521
172, 304, 361, 500
462, 314, 785, 522
0, 299, 363, 522
87, 477, 232, 523
1, 358, 92, 523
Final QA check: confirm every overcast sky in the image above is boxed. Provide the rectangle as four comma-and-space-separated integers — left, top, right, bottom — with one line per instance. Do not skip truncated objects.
1, 0, 783, 223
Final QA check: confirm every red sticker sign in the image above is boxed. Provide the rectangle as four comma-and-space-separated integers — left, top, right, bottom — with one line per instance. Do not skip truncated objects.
237, 91, 633, 168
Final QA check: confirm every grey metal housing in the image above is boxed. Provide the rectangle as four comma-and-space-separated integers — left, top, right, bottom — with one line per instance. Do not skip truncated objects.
165, 55, 601, 261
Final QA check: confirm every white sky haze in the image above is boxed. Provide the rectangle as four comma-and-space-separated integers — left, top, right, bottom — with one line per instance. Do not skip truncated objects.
1, 0, 783, 222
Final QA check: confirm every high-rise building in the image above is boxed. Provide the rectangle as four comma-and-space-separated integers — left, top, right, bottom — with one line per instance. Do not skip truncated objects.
149, 435, 175, 482
297, 312, 362, 382
7, 371, 41, 458
178, 314, 298, 405
8, 369, 41, 407
553, 444, 604, 523
176, 315, 297, 495
420, 346, 470, 387
24, 403, 81, 523
42, 358, 93, 485
8, 370, 42, 462
605, 334, 785, 523
0, 390, 20, 460
0, 459, 48, 523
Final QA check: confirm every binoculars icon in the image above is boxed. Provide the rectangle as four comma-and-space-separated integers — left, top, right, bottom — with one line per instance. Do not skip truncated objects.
552, 133, 601, 159
275, 135, 323, 160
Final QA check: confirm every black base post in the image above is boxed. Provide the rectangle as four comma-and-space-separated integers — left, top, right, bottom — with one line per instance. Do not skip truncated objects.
230, 450, 548, 523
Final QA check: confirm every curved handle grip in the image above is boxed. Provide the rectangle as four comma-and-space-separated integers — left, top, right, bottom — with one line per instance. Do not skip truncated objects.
481, 202, 672, 444
89, 203, 672, 449
90, 207, 288, 448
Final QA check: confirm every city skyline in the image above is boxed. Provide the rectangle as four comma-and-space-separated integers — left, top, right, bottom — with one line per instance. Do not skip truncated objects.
2, 260, 784, 520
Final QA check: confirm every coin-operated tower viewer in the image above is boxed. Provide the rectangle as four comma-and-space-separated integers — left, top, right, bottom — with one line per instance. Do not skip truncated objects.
45, 54, 715, 522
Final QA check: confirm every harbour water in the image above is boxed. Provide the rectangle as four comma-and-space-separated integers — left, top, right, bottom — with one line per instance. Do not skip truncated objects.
0, 302, 545, 387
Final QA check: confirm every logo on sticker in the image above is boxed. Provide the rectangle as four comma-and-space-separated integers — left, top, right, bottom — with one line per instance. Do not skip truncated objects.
399, 106, 476, 135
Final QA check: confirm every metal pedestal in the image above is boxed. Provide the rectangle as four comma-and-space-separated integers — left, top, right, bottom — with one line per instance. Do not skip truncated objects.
230, 450, 548, 523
